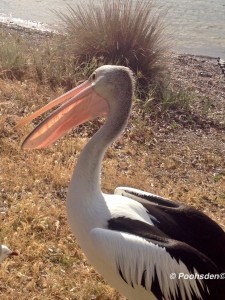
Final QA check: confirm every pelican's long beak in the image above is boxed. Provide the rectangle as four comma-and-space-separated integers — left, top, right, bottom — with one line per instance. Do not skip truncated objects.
18, 80, 109, 149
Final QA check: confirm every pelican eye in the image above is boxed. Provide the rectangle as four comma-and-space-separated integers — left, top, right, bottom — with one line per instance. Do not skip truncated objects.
92, 72, 96, 81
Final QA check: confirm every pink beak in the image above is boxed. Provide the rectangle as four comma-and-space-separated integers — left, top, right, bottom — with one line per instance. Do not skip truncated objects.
18, 79, 109, 149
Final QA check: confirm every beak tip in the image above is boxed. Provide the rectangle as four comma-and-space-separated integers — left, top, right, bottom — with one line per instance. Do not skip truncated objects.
21, 140, 27, 150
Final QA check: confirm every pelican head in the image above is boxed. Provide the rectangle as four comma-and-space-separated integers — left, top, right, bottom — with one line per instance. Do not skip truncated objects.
18, 65, 134, 150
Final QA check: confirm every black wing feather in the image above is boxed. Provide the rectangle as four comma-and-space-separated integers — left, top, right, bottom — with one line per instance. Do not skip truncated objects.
108, 215, 225, 300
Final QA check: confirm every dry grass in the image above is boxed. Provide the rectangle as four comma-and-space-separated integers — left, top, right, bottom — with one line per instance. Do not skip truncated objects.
0, 69, 224, 299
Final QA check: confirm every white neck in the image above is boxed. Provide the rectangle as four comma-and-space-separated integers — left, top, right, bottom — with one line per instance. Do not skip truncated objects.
70, 102, 130, 198
66, 90, 132, 238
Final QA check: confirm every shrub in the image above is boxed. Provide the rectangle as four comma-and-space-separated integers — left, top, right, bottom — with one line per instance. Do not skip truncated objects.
58, 0, 169, 94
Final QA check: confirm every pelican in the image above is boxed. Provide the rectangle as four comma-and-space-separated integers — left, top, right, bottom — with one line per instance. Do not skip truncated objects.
19, 65, 225, 299
0, 244, 18, 263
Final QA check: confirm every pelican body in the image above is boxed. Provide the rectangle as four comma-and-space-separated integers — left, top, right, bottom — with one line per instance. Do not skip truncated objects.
19, 65, 225, 299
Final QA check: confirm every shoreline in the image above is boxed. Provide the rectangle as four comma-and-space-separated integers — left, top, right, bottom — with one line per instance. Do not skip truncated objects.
0, 21, 222, 60
0, 21, 55, 39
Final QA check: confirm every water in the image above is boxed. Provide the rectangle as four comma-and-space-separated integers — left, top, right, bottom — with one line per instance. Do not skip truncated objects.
0, 0, 224, 57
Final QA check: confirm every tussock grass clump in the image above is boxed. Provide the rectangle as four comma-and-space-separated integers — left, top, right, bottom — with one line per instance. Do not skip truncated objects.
31, 36, 77, 89
0, 29, 28, 80
143, 84, 194, 115
0, 28, 95, 90
58, 0, 169, 90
